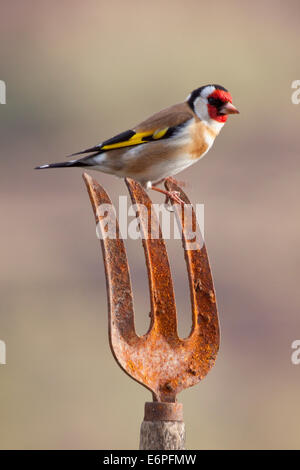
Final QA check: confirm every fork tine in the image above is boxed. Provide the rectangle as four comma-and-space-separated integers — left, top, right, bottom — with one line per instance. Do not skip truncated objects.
83, 173, 138, 347
125, 178, 178, 339
164, 179, 219, 347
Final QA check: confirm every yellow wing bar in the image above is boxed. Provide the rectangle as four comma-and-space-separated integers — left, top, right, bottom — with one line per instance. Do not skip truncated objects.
101, 128, 169, 151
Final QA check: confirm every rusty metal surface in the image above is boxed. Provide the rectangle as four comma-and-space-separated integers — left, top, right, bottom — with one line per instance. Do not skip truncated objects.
144, 402, 183, 422
83, 173, 219, 403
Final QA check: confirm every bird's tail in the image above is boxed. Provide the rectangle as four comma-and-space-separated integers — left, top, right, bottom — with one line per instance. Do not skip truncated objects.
35, 160, 85, 170
35, 154, 97, 170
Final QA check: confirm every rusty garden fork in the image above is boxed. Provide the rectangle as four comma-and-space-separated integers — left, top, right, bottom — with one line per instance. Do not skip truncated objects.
83, 173, 220, 450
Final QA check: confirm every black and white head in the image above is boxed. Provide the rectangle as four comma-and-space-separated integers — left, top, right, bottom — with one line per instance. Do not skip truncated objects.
187, 84, 239, 128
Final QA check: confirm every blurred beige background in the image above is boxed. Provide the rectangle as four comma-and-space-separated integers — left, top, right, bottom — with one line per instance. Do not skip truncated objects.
0, 0, 300, 449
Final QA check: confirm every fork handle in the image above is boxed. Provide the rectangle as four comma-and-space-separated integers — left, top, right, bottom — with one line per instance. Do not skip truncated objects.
139, 402, 185, 450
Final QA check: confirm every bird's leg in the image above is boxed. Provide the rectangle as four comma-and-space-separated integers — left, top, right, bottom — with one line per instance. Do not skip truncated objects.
150, 179, 185, 206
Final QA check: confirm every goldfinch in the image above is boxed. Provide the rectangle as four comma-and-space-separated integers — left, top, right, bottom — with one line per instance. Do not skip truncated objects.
36, 84, 239, 201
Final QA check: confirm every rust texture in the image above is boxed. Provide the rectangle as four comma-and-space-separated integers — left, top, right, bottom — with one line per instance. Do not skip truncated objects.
144, 402, 183, 422
83, 173, 220, 404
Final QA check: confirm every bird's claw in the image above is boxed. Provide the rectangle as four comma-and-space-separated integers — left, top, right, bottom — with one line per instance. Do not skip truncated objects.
164, 190, 185, 206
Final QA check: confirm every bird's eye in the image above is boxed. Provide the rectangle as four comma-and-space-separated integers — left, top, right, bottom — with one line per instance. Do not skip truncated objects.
208, 97, 223, 107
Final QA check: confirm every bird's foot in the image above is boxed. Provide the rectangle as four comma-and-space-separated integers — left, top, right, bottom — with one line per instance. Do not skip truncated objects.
150, 185, 185, 206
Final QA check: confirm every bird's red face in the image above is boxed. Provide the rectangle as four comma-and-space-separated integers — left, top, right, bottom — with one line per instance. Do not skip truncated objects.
207, 89, 239, 123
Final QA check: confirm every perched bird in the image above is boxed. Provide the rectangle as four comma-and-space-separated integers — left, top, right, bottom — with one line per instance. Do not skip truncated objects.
36, 84, 239, 202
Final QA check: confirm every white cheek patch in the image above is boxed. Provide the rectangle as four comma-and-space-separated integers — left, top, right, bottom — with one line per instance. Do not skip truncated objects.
193, 96, 210, 121
200, 86, 215, 99
193, 95, 225, 134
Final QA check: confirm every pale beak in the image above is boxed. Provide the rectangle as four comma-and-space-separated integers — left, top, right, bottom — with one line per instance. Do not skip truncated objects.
221, 102, 240, 115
